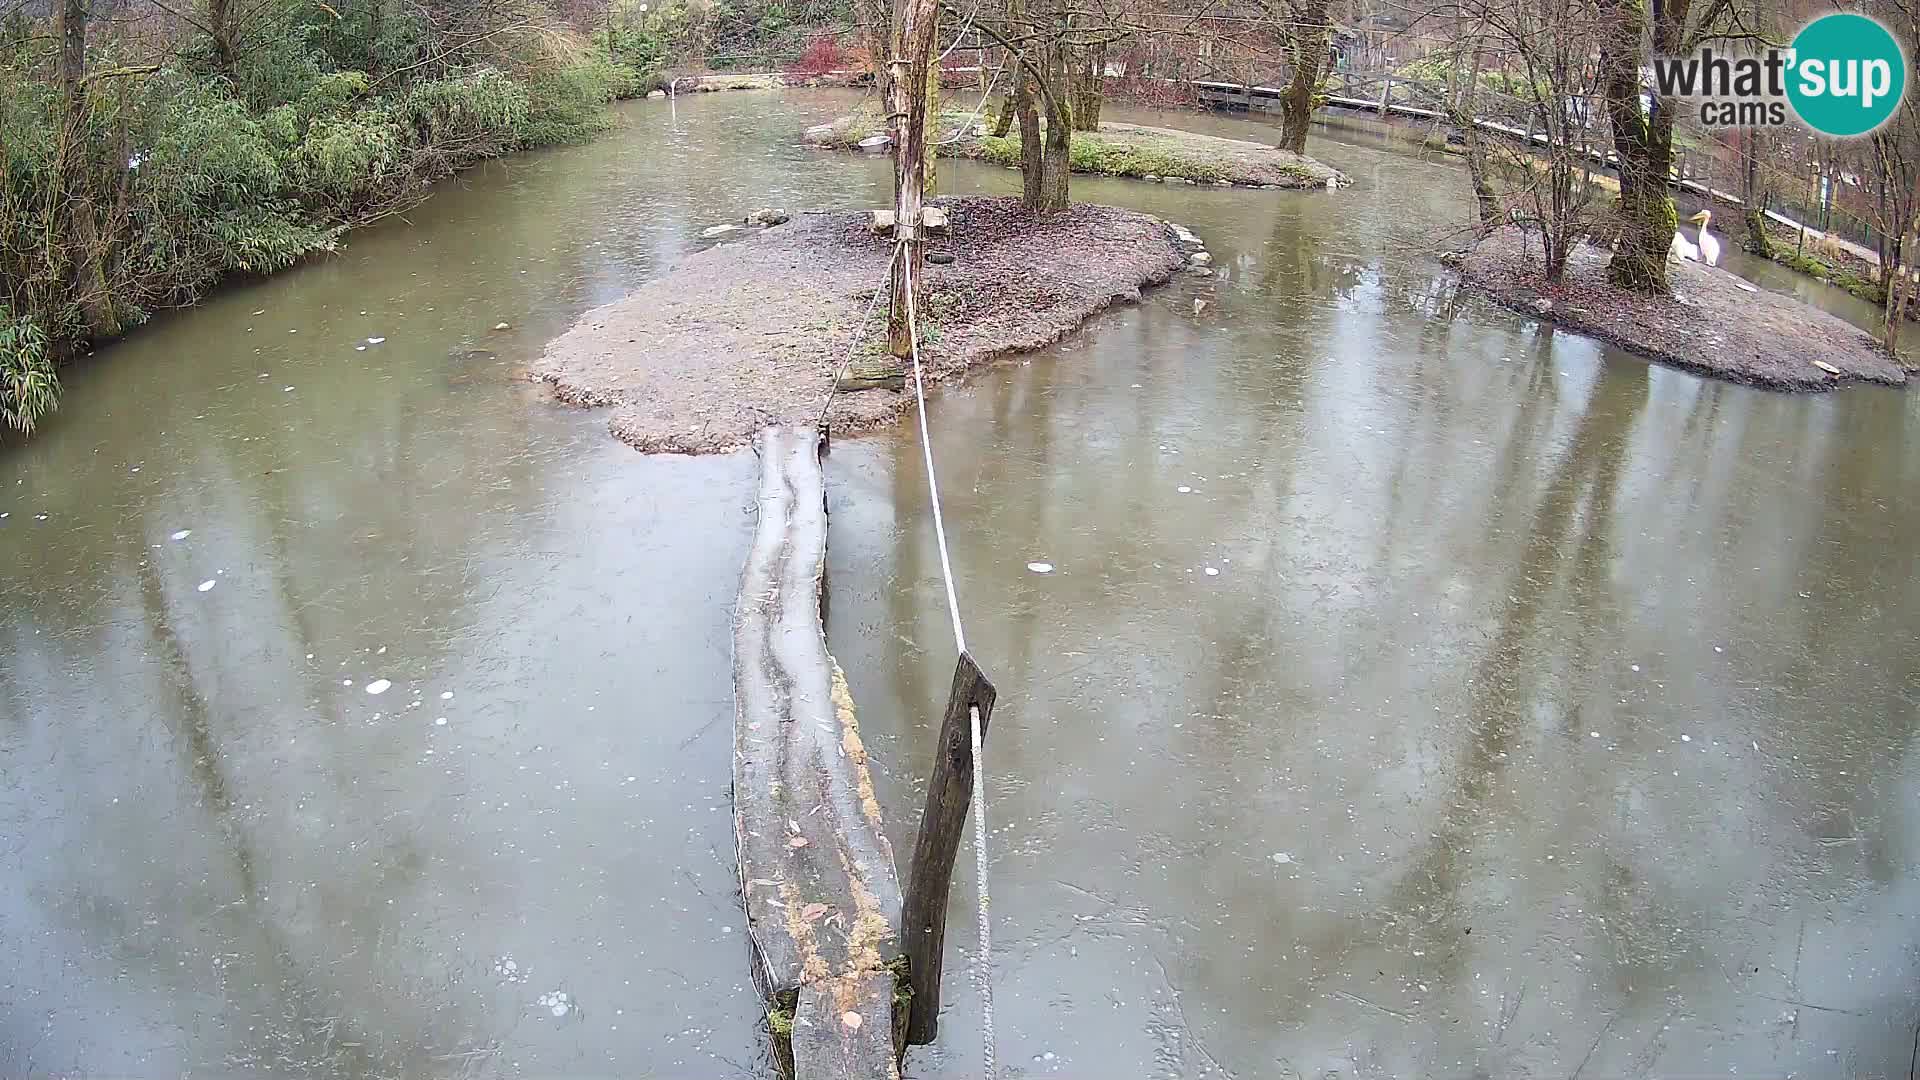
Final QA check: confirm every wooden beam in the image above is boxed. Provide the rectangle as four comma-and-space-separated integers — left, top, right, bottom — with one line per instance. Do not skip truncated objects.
900, 650, 997, 1045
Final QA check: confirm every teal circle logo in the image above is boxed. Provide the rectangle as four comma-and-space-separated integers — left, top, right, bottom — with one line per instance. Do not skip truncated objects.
1787, 13, 1906, 136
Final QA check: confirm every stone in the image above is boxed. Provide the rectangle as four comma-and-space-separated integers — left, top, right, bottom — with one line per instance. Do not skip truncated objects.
856, 134, 892, 152
926, 251, 956, 265
493, 322, 511, 331
1189, 251, 1213, 267
1187, 264, 1213, 276
747, 208, 791, 227
1812, 359, 1842, 375
645, 89, 666, 99
1532, 297, 1553, 313
1143, 174, 1161, 182
868, 210, 896, 235
921, 206, 949, 234
701, 223, 740, 239
803, 122, 835, 142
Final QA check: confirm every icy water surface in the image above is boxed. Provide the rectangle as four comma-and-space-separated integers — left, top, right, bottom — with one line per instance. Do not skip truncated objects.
3, 89, 1917, 1078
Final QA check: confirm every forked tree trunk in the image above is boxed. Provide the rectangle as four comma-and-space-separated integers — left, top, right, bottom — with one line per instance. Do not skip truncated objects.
1032, 41, 1071, 211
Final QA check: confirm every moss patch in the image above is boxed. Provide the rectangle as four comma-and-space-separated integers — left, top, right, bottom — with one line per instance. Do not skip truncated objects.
1771, 249, 1888, 303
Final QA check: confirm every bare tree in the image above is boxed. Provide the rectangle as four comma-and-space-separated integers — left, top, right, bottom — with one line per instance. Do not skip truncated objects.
1866, 0, 1920, 354
1444, 0, 1608, 280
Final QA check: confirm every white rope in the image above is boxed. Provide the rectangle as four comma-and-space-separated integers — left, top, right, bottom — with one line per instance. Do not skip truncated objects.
817, 245, 902, 429
903, 255, 967, 657
966, 701, 992, 1077
936, 65, 1006, 147
902, 251, 995, 1080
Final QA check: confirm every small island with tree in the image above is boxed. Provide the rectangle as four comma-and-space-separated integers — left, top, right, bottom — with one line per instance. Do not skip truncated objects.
1434, 0, 1914, 389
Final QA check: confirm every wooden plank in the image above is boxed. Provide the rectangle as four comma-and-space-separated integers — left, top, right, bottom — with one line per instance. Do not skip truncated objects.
900, 650, 998, 1045
733, 424, 904, 1079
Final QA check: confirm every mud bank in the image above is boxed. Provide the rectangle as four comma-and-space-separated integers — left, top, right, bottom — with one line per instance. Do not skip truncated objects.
1459, 226, 1907, 391
534, 196, 1190, 453
803, 112, 1346, 189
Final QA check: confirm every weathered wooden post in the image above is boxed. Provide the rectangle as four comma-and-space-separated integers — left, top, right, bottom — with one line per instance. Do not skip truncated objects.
900, 651, 997, 1044
886, 0, 940, 359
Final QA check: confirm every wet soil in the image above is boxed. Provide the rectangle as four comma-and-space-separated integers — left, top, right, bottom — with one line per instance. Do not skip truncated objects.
1460, 225, 1908, 391
533, 196, 1188, 453
804, 113, 1346, 189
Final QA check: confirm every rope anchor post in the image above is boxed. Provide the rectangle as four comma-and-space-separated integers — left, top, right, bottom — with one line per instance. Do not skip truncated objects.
900, 649, 997, 1046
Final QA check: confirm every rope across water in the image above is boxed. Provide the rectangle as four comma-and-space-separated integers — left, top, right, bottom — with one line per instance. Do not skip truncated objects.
903, 250, 996, 1080
818, 234, 997, 1078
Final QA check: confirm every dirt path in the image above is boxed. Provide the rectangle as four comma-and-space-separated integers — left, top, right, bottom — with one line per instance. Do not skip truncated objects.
1459, 226, 1908, 392
534, 197, 1190, 454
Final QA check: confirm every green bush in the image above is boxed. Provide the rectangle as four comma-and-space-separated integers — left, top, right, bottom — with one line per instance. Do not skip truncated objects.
515, 60, 616, 147
403, 67, 531, 144
1, 10, 633, 433
0, 307, 56, 434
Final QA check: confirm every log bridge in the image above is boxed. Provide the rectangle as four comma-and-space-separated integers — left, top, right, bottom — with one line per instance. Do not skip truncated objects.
732, 425, 905, 1079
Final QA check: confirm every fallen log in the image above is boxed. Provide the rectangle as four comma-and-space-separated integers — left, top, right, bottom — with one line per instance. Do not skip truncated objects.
733, 424, 906, 1079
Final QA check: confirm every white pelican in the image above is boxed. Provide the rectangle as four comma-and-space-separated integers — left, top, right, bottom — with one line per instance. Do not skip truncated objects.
1670, 227, 1700, 262
1668, 210, 1720, 265
1689, 209, 1720, 266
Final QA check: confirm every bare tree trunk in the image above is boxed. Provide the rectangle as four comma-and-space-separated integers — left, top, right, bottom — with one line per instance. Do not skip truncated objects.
990, 86, 1014, 136
1742, 129, 1773, 256
922, 6, 939, 195
886, 0, 939, 358
1033, 37, 1071, 211
1071, 42, 1104, 131
1597, 0, 1674, 293
1015, 70, 1042, 207
53, 0, 118, 339
858, 0, 895, 106
368, 0, 386, 77
1453, 45, 1500, 232
1888, 222, 1913, 358
1278, 0, 1332, 154
207, 0, 237, 74
57, 0, 83, 88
